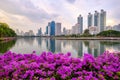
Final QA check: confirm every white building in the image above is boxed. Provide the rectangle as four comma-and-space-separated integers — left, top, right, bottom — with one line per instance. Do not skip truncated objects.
55, 23, 61, 36
72, 23, 81, 34
89, 26, 98, 35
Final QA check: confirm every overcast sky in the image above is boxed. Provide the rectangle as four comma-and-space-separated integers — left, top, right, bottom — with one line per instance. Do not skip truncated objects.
0, 0, 120, 34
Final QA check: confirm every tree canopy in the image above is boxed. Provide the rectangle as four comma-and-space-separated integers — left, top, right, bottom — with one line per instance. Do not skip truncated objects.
0, 22, 16, 37
97, 30, 120, 37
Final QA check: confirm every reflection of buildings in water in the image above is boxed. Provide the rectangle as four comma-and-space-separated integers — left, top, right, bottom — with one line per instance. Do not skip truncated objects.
78, 41, 83, 57
98, 43, 105, 55
71, 40, 83, 57
45, 39, 55, 53
36, 37, 42, 46
15, 38, 24, 46
46, 39, 61, 53
15, 37, 35, 47
63, 40, 70, 47
46, 39, 49, 50
84, 40, 105, 57
55, 40, 61, 53
23, 37, 35, 45
50, 39, 55, 53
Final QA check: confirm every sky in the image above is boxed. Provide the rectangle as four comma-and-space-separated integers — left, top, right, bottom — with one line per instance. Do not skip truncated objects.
0, 0, 120, 34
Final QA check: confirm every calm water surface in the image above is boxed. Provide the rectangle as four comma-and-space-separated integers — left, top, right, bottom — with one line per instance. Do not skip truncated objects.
0, 37, 120, 57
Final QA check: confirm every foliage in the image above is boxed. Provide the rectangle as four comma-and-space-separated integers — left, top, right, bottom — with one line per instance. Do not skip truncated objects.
0, 51, 120, 80
97, 30, 120, 37
0, 22, 16, 37
84, 29, 90, 35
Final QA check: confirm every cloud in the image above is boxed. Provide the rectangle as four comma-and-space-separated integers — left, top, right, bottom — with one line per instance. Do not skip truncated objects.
0, 0, 120, 33
67, 0, 76, 3
0, 0, 58, 23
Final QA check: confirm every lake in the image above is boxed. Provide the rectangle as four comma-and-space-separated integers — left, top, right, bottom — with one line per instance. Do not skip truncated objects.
0, 37, 120, 57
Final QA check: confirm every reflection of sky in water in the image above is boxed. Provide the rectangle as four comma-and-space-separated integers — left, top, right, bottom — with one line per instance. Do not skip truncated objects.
6, 37, 120, 57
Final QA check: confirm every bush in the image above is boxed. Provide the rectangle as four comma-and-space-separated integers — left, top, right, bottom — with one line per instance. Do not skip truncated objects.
0, 51, 120, 80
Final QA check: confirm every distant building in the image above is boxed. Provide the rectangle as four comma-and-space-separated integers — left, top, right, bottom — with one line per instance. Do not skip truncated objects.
16, 29, 24, 36
45, 26, 48, 35
55, 23, 61, 36
29, 30, 34, 36
37, 28, 42, 36
16, 29, 20, 36
100, 9, 106, 32
89, 26, 98, 35
112, 24, 120, 31
47, 22, 51, 36
66, 29, 72, 35
88, 9, 106, 33
72, 23, 81, 34
77, 14, 83, 34
24, 30, 34, 36
94, 11, 99, 27
50, 21, 55, 36
72, 25, 77, 34
20, 31, 24, 36
63, 27, 67, 35
88, 13, 93, 28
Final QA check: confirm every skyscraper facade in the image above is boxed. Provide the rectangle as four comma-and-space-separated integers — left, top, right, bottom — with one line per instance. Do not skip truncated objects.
48, 22, 51, 36
46, 26, 48, 34
77, 15, 83, 34
100, 9, 106, 32
88, 13, 93, 27
50, 21, 55, 36
94, 11, 99, 27
55, 23, 61, 36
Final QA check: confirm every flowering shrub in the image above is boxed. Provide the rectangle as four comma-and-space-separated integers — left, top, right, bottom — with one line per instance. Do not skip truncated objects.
0, 51, 120, 80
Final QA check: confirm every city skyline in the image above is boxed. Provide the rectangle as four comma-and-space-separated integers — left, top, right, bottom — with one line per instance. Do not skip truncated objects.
0, 0, 120, 34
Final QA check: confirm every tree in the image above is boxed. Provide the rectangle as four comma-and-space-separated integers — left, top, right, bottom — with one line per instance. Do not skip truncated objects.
0, 22, 16, 37
84, 29, 90, 35
97, 30, 120, 37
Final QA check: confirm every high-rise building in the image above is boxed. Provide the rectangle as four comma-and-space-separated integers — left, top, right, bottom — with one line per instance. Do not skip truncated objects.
77, 15, 83, 34
94, 11, 99, 27
50, 21, 55, 36
47, 22, 51, 36
100, 9, 106, 32
55, 23, 61, 36
37, 28, 42, 36
88, 13, 93, 27
46, 26, 48, 35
